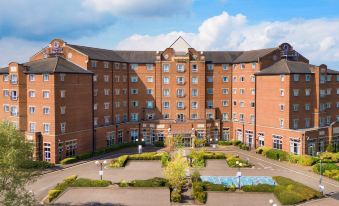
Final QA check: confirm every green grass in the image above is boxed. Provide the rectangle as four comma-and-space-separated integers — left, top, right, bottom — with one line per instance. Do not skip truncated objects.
127, 177, 168, 187
242, 184, 275, 192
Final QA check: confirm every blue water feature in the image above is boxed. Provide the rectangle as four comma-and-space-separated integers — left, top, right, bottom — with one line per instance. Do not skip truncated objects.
200, 176, 276, 187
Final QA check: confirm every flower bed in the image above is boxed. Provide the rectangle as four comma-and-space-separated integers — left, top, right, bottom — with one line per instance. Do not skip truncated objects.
119, 177, 168, 187
226, 154, 252, 167
109, 152, 170, 168
189, 150, 226, 168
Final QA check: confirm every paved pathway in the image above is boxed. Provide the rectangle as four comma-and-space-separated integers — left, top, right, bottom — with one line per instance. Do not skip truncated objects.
206, 192, 280, 206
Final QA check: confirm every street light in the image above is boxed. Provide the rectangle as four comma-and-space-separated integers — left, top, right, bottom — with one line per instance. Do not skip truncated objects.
136, 138, 143, 154
236, 161, 242, 189
95, 160, 107, 180
319, 159, 324, 195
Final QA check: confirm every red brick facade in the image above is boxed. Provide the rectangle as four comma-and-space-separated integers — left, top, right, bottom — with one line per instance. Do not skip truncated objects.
1, 38, 338, 163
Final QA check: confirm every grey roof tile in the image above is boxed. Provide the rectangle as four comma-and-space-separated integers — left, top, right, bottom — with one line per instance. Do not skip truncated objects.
256, 59, 312, 75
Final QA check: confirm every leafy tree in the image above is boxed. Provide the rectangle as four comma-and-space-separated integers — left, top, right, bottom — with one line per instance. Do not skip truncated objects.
326, 144, 334, 153
163, 151, 188, 190
0, 121, 37, 206
165, 135, 184, 152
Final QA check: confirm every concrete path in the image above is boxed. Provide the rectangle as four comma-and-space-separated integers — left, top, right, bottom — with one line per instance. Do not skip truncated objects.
206, 192, 280, 206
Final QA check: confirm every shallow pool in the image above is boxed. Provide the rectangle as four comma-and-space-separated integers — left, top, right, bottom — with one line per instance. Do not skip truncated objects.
200, 176, 276, 187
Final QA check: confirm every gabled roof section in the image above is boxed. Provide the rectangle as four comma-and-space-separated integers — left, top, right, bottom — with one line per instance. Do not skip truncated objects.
204, 51, 243, 63
0, 67, 9, 74
67, 44, 125, 62
233, 48, 278, 63
24, 57, 92, 74
114, 50, 157, 63
256, 59, 312, 75
327, 69, 339, 74
169, 36, 192, 52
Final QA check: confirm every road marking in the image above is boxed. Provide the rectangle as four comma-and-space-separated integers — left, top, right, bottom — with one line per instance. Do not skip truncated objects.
236, 150, 339, 188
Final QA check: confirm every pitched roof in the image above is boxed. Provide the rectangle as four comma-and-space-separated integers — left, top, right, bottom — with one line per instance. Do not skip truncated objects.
0, 57, 92, 74
233, 48, 278, 63
114, 50, 157, 63
67, 44, 125, 62
204, 51, 242, 63
327, 69, 339, 74
256, 59, 312, 75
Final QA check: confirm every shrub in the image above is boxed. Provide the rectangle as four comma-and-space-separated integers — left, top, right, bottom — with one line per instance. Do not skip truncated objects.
323, 169, 339, 181
287, 154, 300, 163
194, 138, 207, 147
119, 180, 129, 187
110, 155, 129, 168
256, 146, 270, 155
71, 178, 111, 187
226, 155, 251, 168
204, 152, 226, 159
171, 190, 181, 202
20, 160, 54, 169
154, 141, 164, 147
218, 141, 232, 146
48, 189, 62, 202
265, 149, 288, 161
129, 152, 163, 160
189, 149, 206, 168
326, 144, 335, 152
298, 155, 315, 166
192, 182, 206, 204
320, 152, 338, 163
202, 182, 229, 191
242, 184, 275, 192
161, 153, 170, 167
239, 143, 250, 150
76, 152, 93, 160
312, 163, 339, 174
60, 157, 78, 165
191, 170, 201, 182
232, 140, 242, 146
129, 177, 168, 187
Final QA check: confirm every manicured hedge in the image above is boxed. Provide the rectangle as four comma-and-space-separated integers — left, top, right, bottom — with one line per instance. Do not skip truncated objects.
298, 155, 316, 166
242, 184, 275, 192
265, 149, 288, 161
192, 182, 207, 204
238, 143, 250, 151
256, 146, 270, 155
128, 177, 168, 187
218, 141, 233, 146
110, 155, 129, 168
60, 157, 78, 165
109, 152, 170, 168
312, 163, 339, 181
319, 152, 339, 163
20, 160, 54, 169
189, 150, 226, 168
71, 178, 111, 187
202, 181, 236, 192
171, 189, 181, 202
226, 154, 251, 168
154, 141, 164, 147
272, 176, 322, 205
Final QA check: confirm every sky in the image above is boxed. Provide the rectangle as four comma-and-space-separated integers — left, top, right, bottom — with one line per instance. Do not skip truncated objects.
1, 0, 339, 69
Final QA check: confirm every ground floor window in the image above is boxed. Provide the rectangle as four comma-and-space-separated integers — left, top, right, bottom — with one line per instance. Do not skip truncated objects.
333, 137, 339, 152
318, 139, 325, 153
65, 140, 77, 157
289, 138, 300, 155
213, 129, 219, 140
197, 130, 205, 139
130, 129, 139, 142
307, 141, 316, 156
106, 132, 115, 147
150, 130, 155, 144
236, 129, 243, 142
58, 142, 63, 161
44, 142, 51, 162
258, 133, 264, 147
245, 130, 254, 147
272, 135, 283, 150
157, 132, 164, 142
118, 130, 123, 143
222, 128, 229, 141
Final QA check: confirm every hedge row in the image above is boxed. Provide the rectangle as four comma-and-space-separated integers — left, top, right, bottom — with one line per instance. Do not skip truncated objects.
312, 163, 339, 181
48, 175, 112, 202
109, 152, 170, 168
19, 160, 54, 170
226, 154, 252, 168
189, 150, 226, 168
60, 142, 141, 165
218, 140, 241, 146
242, 184, 275, 192
119, 177, 168, 187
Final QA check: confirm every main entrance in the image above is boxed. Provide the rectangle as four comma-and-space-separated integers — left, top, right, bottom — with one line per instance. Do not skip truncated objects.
173, 133, 193, 147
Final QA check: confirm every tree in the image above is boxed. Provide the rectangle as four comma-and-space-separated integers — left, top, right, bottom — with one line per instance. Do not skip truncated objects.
0, 121, 37, 206
165, 135, 184, 152
163, 151, 188, 190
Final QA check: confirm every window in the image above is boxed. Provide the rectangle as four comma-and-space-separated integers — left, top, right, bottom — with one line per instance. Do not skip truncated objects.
250, 101, 255, 108
233, 100, 237, 106
251, 75, 255, 82
163, 64, 170, 72
104, 89, 110, 96
104, 75, 109, 82
272, 135, 283, 150
207, 88, 213, 94
163, 113, 169, 119
239, 114, 244, 122
232, 88, 237, 94
147, 76, 153, 83
279, 104, 285, 111
192, 89, 198, 96
43, 74, 49, 81
11, 74, 18, 84
177, 102, 184, 109
191, 113, 198, 119
233, 76, 237, 82
258, 133, 265, 147
3, 105, 9, 112
146, 101, 154, 109
337, 88, 339, 95
130, 64, 138, 70
28, 90, 35, 98
104, 102, 110, 109
131, 89, 138, 94
305, 118, 311, 128
293, 104, 299, 111
251, 88, 255, 95
3, 90, 9, 97
43, 123, 50, 134
240, 76, 245, 82
176, 88, 184, 97
222, 88, 228, 94
232, 113, 237, 121
146, 64, 153, 70
305, 74, 311, 81
280, 75, 285, 82
29, 122, 36, 133
60, 122, 66, 134
252, 63, 256, 69
11, 90, 17, 100
206, 113, 214, 119
131, 76, 138, 83
147, 88, 153, 95
279, 119, 284, 128
163, 89, 170, 97
115, 63, 120, 70
29, 74, 35, 81
29, 106, 36, 114
94, 103, 98, 110
163, 101, 169, 109
192, 77, 198, 84
3, 74, 9, 82
131, 113, 139, 121
176, 77, 184, 85
222, 76, 228, 82
327, 75, 332, 82
163, 77, 169, 84
293, 74, 299, 82
104, 116, 110, 125
222, 64, 228, 70
290, 138, 300, 155
177, 114, 184, 121
60, 73, 65, 81
44, 143, 51, 162
191, 102, 198, 109
207, 64, 213, 71
115, 89, 120, 95
240, 101, 245, 107
250, 115, 255, 124
106, 132, 115, 147
146, 113, 154, 120
104, 62, 109, 69
60, 106, 66, 114
305, 89, 311, 96
293, 89, 299, 96
207, 101, 213, 108
91, 60, 97, 68
207, 76, 213, 83
43, 107, 50, 115
43, 91, 49, 99
60, 90, 66, 98
114, 75, 120, 82
93, 75, 97, 82
117, 130, 123, 143
10, 106, 17, 116
293, 119, 299, 129
65, 140, 76, 157
240, 88, 245, 94
176, 64, 185, 72
233, 64, 237, 70
131, 101, 139, 108
115, 115, 120, 124
222, 113, 229, 121
320, 75, 326, 84
222, 100, 228, 107
191, 64, 198, 72
280, 89, 285, 96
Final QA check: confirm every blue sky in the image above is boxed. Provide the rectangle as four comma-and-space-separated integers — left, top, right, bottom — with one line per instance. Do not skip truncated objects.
1, 0, 339, 69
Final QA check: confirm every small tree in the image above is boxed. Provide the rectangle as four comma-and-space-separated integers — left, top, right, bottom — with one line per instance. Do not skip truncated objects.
0, 121, 37, 206
326, 144, 334, 153
163, 151, 188, 190
165, 135, 184, 152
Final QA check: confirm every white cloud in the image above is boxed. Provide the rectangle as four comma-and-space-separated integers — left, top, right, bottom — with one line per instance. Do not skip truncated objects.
82, 0, 193, 17
117, 12, 339, 68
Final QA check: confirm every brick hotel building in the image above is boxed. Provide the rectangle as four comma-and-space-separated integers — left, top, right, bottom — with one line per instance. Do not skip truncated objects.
0, 37, 338, 163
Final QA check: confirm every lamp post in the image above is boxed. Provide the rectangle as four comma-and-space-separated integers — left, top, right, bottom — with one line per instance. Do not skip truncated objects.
95, 160, 107, 180
191, 127, 195, 148
236, 161, 242, 189
136, 138, 143, 154
319, 159, 324, 195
